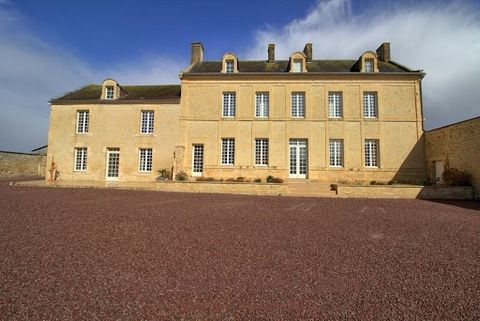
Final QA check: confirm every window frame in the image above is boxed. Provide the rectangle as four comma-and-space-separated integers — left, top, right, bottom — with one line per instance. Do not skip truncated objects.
76, 110, 89, 134
74, 147, 87, 171
291, 92, 305, 118
225, 60, 235, 73
222, 92, 236, 117
328, 92, 343, 119
329, 139, 344, 167
255, 92, 269, 118
140, 110, 155, 134
221, 138, 235, 165
138, 148, 153, 173
364, 139, 380, 168
254, 138, 269, 166
105, 86, 115, 100
364, 59, 374, 72
292, 59, 303, 72
363, 92, 378, 118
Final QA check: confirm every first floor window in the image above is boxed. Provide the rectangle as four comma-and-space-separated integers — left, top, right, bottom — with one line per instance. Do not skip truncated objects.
141, 110, 154, 134
106, 86, 114, 100
223, 92, 236, 117
139, 148, 153, 172
329, 139, 343, 167
364, 139, 379, 167
363, 92, 377, 118
221, 138, 235, 165
291, 92, 305, 118
255, 139, 268, 166
328, 92, 342, 118
74, 148, 87, 171
76, 110, 89, 133
255, 92, 269, 117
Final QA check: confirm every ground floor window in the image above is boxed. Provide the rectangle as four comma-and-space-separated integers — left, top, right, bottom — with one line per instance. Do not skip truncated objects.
364, 139, 379, 167
74, 147, 87, 171
221, 138, 235, 165
138, 148, 153, 172
255, 139, 268, 166
192, 144, 204, 175
329, 139, 343, 167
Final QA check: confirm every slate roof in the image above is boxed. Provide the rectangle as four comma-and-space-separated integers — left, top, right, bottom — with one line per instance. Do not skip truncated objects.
187, 59, 414, 73
51, 84, 181, 104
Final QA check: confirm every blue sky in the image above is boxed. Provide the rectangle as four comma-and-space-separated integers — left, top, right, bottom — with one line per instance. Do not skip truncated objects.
0, 0, 479, 151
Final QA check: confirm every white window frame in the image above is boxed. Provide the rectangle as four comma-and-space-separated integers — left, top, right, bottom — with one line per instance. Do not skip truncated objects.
105, 87, 114, 100
255, 139, 268, 166
328, 92, 343, 118
76, 110, 89, 133
293, 59, 303, 72
255, 92, 269, 118
221, 138, 235, 165
329, 139, 343, 167
363, 92, 377, 118
140, 110, 154, 134
225, 60, 234, 73
138, 148, 153, 172
291, 92, 305, 118
222, 92, 236, 117
74, 147, 87, 171
364, 139, 379, 167
192, 144, 204, 176
364, 59, 374, 72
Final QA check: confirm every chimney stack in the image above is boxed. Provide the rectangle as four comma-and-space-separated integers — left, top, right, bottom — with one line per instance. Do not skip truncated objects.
303, 43, 313, 62
268, 44, 275, 62
191, 42, 204, 64
376, 42, 390, 62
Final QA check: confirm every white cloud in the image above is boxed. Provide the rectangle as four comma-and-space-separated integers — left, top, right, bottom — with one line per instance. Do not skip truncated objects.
246, 0, 480, 129
0, 6, 184, 152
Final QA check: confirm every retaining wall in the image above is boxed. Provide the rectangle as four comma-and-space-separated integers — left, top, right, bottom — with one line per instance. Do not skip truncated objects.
0, 151, 47, 177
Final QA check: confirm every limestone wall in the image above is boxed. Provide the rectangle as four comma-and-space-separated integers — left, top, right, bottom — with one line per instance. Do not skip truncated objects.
0, 151, 47, 177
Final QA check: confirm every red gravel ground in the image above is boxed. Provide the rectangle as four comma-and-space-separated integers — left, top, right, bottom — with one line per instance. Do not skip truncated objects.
0, 182, 479, 320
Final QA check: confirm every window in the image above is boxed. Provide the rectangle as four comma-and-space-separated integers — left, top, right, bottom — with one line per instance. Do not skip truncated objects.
365, 139, 379, 167
291, 92, 305, 118
138, 148, 153, 172
363, 92, 377, 118
221, 138, 235, 165
328, 92, 342, 118
293, 59, 303, 72
255, 139, 268, 166
76, 111, 89, 133
74, 148, 87, 171
140, 111, 154, 134
329, 140, 343, 167
364, 59, 374, 72
105, 87, 114, 100
226, 60, 234, 73
255, 92, 269, 117
222, 92, 236, 117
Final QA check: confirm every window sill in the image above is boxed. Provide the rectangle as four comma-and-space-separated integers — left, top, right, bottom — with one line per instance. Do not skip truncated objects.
328, 117, 343, 120
363, 117, 378, 120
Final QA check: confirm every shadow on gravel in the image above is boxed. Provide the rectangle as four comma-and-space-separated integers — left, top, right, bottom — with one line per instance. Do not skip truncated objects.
426, 199, 480, 211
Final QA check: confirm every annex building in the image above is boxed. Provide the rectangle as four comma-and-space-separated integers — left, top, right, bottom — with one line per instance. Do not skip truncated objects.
47, 42, 427, 184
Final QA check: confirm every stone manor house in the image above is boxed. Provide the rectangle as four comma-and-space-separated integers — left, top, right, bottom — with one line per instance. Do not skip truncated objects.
47, 42, 427, 184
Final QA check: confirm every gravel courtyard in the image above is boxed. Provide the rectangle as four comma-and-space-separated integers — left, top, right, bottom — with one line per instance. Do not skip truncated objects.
0, 181, 479, 320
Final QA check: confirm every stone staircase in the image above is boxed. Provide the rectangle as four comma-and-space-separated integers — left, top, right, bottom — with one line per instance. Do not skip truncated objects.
286, 180, 337, 197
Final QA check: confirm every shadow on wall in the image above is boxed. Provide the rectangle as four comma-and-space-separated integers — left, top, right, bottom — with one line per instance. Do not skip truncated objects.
390, 134, 428, 185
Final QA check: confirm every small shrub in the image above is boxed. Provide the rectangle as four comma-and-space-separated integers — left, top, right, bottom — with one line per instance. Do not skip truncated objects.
253, 178, 262, 183
236, 176, 245, 182
271, 177, 284, 183
266, 175, 274, 183
226, 178, 236, 182
158, 168, 171, 180
175, 171, 189, 181
442, 168, 471, 186
370, 180, 387, 185
196, 177, 215, 182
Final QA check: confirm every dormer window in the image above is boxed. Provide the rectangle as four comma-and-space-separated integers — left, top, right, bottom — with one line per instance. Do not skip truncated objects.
226, 60, 234, 73
293, 59, 303, 72
105, 87, 114, 100
360, 52, 379, 73
364, 59, 374, 72
289, 52, 307, 73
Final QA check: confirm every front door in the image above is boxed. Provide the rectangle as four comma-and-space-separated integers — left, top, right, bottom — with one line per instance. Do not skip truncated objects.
289, 139, 307, 178
434, 160, 444, 184
192, 144, 204, 176
106, 148, 120, 181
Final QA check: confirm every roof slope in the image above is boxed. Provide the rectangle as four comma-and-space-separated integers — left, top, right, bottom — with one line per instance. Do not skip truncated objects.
187, 59, 413, 73
51, 84, 181, 104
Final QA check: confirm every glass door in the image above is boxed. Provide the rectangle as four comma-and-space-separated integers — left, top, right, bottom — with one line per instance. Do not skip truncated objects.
106, 148, 120, 180
289, 139, 307, 178
192, 144, 204, 176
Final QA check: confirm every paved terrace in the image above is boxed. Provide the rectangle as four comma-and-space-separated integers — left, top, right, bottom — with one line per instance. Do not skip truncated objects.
0, 178, 479, 320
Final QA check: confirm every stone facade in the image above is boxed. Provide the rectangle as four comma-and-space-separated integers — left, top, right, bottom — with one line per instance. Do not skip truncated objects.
425, 116, 480, 198
46, 42, 427, 185
0, 151, 47, 177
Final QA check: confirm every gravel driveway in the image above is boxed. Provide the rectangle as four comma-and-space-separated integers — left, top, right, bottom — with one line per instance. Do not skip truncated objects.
0, 182, 479, 320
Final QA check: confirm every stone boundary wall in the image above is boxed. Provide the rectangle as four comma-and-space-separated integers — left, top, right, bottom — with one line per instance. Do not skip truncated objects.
157, 181, 287, 196
336, 185, 474, 200
0, 151, 47, 177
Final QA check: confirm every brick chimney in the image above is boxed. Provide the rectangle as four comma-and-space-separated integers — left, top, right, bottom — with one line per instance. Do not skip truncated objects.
376, 42, 390, 62
303, 43, 313, 62
268, 44, 275, 62
191, 42, 204, 64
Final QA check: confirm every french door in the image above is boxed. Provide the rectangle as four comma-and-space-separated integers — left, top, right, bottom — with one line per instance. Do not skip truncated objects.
106, 148, 120, 181
192, 144, 204, 176
289, 139, 307, 178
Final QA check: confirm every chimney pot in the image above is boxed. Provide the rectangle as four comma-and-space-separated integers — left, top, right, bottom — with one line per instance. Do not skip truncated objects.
191, 42, 204, 64
268, 44, 275, 62
303, 43, 313, 62
376, 42, 390, 62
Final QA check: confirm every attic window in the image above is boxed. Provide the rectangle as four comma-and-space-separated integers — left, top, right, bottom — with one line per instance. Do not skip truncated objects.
226, 60, 234, 73
364, 59, 374, 72
105, 87, 114, 100
293, 59, 303, 72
